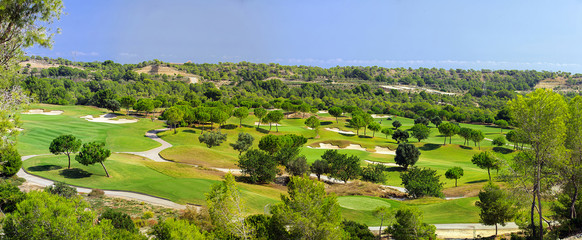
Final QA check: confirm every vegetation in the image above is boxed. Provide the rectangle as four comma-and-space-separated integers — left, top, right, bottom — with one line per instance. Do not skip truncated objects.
49, 134, 82, 169
400, 167, 444, 198
394, 143, 421, 170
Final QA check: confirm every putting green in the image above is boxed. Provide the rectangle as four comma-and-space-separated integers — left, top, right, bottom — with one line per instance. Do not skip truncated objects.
337, 196, 392, 210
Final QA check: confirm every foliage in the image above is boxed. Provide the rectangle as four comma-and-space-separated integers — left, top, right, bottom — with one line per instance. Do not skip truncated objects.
373, 206, 393, 237
360, 164, 386, 183
438, 122, 460, 145
310, 159, 329, 181
238, 149, 277, 183
328, 106, 343, 123
400, 167, 444, 198
244, 214, 288, 240
492, 136, 506, 147
198, 131, 227, 148
0, 181, 25, 213
387, 207, 436, 240
445, 167, 464, 187
271, 176, 344, 240
230, 132, 254, 155
233, 107, 249, 127
99, 208, 137, 233
162, 107, 184, 133
381, 127, 394, 139
45, 181, 77, 198
414, 117, 430, 126
431, 116, 442, 127
205, 173, 251, 238
150, 218, 205, 240
475, 184, 517, 236
394, 143, 421, 170
494, 119, 509, 132
342, 220, 375, 240
286, 156, 309, 176
392, 120, 402, 129
49, 134, 82, 169
305, 116, 320, 131
253, 108, 267, 128
75, 141, 112, 177
350, 115, 366, 136
410, 123, 430, 142
392, 129, 409, 143
0, 146, 21, 177
367, 122, 381, 137
2, 191, 113, 240
322, 150, 361, 183
471, 151, 499, 182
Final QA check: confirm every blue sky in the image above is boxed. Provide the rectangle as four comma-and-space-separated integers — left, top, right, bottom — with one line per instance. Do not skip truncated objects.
27, 0, 582, 73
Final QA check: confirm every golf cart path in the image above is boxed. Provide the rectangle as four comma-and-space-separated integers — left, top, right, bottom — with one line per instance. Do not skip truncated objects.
119, 128, 173, 162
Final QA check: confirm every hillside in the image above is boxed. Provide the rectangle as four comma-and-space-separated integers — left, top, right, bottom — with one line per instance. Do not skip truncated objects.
134, 65, 200, 84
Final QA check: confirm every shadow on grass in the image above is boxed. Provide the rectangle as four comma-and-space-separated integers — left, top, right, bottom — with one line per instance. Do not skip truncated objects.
419, 143, 441, 151
183, 129, 197, 134
493, 147, 514, 154
459, 145, 473, 150
234, 175, 272, 185
358, 135, 372, 139
385, 166, 405, 172
59, 168, 92, 179
255, 127, 271, 134
467, 179, 488, 184
221, 124, 238, 130
27, 165, 62, 172
321, 121, 333, 126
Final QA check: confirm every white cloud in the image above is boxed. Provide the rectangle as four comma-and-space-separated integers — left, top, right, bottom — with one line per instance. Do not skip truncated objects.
71, 51, 99, 56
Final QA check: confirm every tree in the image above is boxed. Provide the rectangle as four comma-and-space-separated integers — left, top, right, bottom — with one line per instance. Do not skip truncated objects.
475, 184, 517, 236
341, 220, 374, 240
150, 218, 205, 240
494, 119, 509, 133
286, 156, 309, 176
382, 127, 394, 139
271, 176, 344, 240
0, 0, 63, 69
326, 150, 361, 183
492, 136, 506, 147
400, 167, 444, 198
431, 116, 442, 127
205, 173, 251, 239
304, 116, 320, 133
310, 159, 329, 181
99, 208, 137, 233
238, 149, 277, 183
45, 181, 77, 198
458, 127, 473, 146
410, 123, 430, 142
254, 108, 267, 129
0, 146, 21, 177
198, 131, 227, 148
204, 88, 222, 101
162, 107, 184, 134
560, 95, 582, 222
394, 143, 421, 170
388, 207, 436, 240
373, 206, 393, 238
392, 120, 402, 129
233, 107, 249, 128
392, 129, 409, 143
104, 99, 120, 113
368, 122, 381, 138
438, 122, 459, 145
230, 132, 254, 155
350, 115, 366, 136
471, 151, 499, 182
49, 134, 82, 169
414, 117, 429, 126
119, 96, 136, 115
75, 141, 111, 177
266, 110, 284, 132
0, 181, 25, 214
361, 164, 386, 183
134, 98, 155, 117
3, 191, 113, 240
470, 129, 485, 150
328, 106, 343, 123
445, 167, 464, 187
299, 102, 311, 118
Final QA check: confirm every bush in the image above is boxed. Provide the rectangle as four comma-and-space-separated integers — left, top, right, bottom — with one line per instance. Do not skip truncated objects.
400, 167, 444, 198
44, 181, 77, 198
88, 188, 105, 197
0, 146, 21, 177
360, 164, 386, 183
142, 211, 154, 219
492, 136, 506, 146
99, 208, 137, 233
198, 131, 227, 148
342, 220, 375, 240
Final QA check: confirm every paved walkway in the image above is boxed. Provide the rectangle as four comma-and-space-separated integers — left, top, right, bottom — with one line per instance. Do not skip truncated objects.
370, 223, 520, 239
119, 128, 173, 162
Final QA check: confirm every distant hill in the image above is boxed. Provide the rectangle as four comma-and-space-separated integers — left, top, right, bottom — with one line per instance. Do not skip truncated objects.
134, 65, 199, 84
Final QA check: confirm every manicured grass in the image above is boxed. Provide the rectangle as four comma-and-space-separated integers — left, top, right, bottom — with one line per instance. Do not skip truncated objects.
21, 153, 283, 213
17, 104, 163, 155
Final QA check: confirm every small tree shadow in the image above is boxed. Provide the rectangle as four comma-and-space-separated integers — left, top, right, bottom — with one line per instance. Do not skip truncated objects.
460, 145, 473, 150
59, 168, 92, 179
255, 128, 270, 134
321, 121, 333, 126
419, 143, 441, 151
221, 124, 237, 130
183, 129, 197, 134
27, 165, 62, 172
358, 135, 372, 139
493, 147, 514, 154
385, 166, 405, 172
467, 179, 488, 184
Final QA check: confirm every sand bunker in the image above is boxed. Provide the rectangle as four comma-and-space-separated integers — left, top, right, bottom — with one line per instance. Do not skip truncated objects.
374, 146, 396, 155
22, 109, 63, 115
344, 144, 366, 151
324, 127, 355, 135
306, 143, 340, 149
317, 110, 328, 114
81, 113, 138, 124
364, 160, 399, 167
371, 114, 391, 118
254, 122, 281, 126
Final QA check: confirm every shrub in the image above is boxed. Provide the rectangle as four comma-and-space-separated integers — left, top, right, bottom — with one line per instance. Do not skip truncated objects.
142, 211, 154, 219
44, 181, 77, 198
99, 208, 137, 233
400, 167, 444, 198
360, 164, 386, 183
88, 188, 105, 197
492, 136, 506, 146
198, 131, 227, 148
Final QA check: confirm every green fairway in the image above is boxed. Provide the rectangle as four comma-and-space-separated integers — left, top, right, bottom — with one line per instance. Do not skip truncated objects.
17, 104, 163, 155
21, 153, 282, 213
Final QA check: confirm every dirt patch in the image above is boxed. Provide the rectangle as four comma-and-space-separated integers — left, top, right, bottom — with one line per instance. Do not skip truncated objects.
534, 77, 567, 89
326, 180, 407, 198
19, 60, 84, 70
442, 181, 494, 197
22, 109, 64, 115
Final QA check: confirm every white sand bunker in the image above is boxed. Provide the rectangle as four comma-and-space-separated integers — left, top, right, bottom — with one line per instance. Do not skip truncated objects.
22, 109, 63, 115
324, 127, 355, 135
306, 143, 340, 149
344, 144, 366, 151
364, 160, 399, 167
317, 110, 328, 114
374, 146, 396, 155
255, 122, 281, 126
81, 113, 138, 124
371, 114, 391, 118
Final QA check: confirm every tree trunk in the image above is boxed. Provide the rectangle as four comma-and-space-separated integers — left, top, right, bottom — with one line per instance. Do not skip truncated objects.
571, 181, 578, 219
495, 223, 498, 236
174, 123, 177, 134
373, 131, 375, 137
276, 123, 279, 132
336, 117, 338, 123
488, 168, 491, 182
269, 123, 272, 132
257, 119, 261, 129
379, 218, 384, 239
67, 154, 71, 169
100, 161, 110, 177
444, 136, 446, 145
316, 174, 321, 181
537, 164, 543, 240
531, 190, 537, 238
239, 119, 242, 128
455, 178, 458, 187
449, 136, 452, 144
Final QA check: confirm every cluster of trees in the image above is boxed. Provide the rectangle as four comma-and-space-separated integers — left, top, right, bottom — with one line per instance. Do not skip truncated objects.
49, 135, 112, 177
